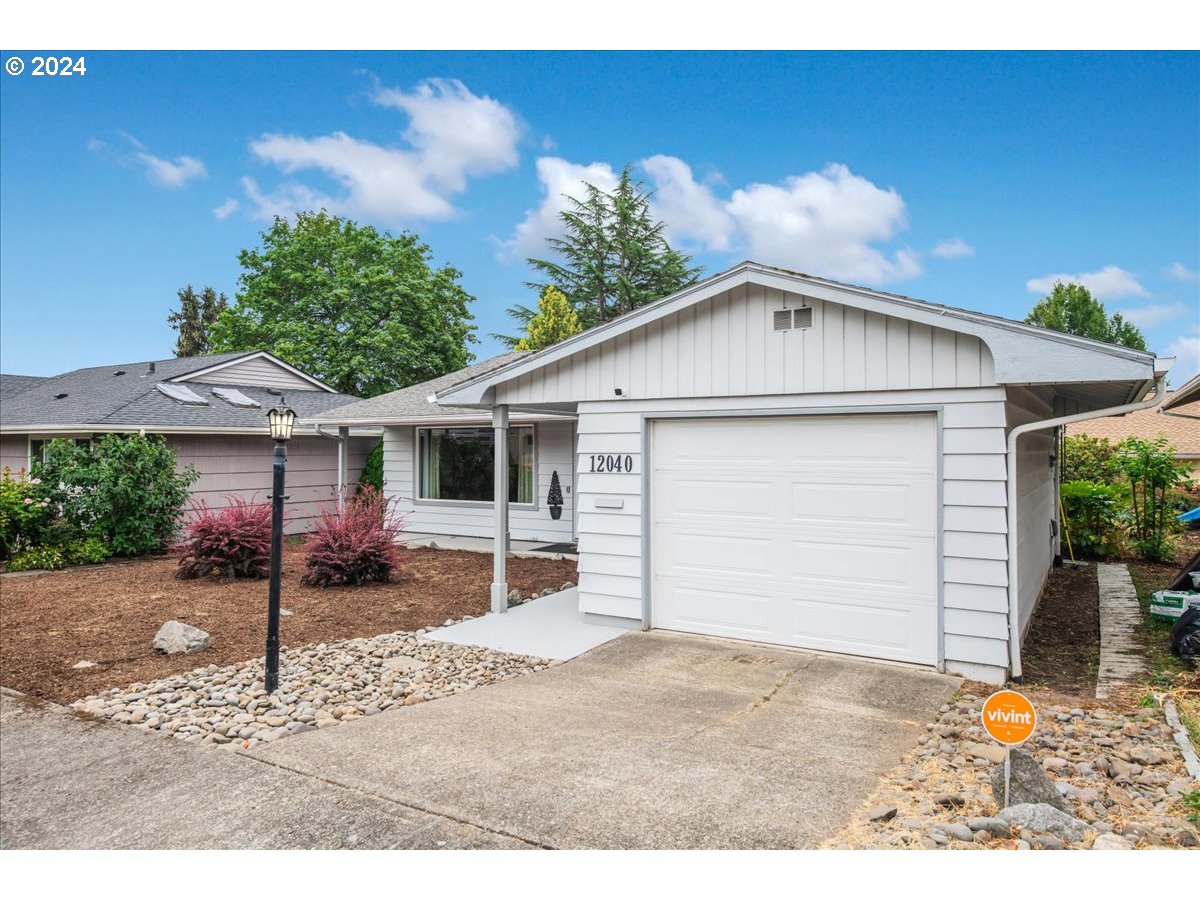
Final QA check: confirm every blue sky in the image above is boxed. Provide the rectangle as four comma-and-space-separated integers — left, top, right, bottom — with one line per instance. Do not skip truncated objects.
2, 51, 1197, 383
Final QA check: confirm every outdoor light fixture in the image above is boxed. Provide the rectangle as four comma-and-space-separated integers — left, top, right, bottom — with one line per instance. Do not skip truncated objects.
267, 398, 296, 442
263, 397, 295, 694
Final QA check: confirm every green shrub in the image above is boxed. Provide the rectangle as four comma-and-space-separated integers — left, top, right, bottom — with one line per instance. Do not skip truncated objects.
6, 544, 65, 572
1060, 480, 1125, 557
357, 439, 383, 494
1115, 435, 1192, 562
36, 434, 197, 556
1062, 434, 1120, 484
65, 536, 112, 566
0, 467, 54, 558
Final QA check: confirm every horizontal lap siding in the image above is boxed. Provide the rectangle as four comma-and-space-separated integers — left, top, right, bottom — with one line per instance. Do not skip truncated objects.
1006, 386, 1058, 636
0, 434, 27, 474
170, 434, 372, 534
381, 421, 574, 544
186, 357, 318, 391
496, 286, 997, 405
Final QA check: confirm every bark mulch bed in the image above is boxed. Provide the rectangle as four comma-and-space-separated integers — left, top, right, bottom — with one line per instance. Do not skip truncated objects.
1020, 561, 1100, 697
0, 546, 577, 704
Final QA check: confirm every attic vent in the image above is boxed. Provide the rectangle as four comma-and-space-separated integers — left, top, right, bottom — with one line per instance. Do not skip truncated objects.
792, 306, 813, 329
54, 392, 69, 400
211, 387, 261, 409
155, 382, 209, 406
772, 309, 793, 331
113, 370, 126, 376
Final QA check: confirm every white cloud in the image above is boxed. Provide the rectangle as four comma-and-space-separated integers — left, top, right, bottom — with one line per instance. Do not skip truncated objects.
1115, 302, 1188, 328
501, 157, 619, 260
640, 155, 736, 252
133, 151, 207, 189
1165, 326, 1200, 384
931, 237, 975, 259
1165, 261, 1199, 283
212, 197, 239, 220
724, 164, 921, 282
246, 78, 520, 223
1025, 265, 1148, 300
505, 157, 923, 283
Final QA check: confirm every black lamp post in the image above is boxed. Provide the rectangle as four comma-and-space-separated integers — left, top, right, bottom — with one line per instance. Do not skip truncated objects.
265, 397, 296, 694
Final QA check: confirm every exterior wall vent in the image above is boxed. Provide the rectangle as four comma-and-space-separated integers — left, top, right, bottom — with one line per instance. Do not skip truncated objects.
793, 306, 814, 329
772, 309, 793, 331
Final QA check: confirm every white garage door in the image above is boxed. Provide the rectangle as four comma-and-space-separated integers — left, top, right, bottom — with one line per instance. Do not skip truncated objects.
651, 414, 937, 664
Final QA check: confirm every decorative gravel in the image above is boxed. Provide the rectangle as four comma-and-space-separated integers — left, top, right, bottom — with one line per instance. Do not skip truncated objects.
828, 692, 1200, 850
73, 626, 551, 752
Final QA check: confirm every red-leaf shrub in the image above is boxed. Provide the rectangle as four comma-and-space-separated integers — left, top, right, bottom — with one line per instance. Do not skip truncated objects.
302, 487, 404, 586
176, 497, 272, 579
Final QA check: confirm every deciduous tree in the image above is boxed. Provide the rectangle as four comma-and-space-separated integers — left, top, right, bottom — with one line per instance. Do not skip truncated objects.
1025, 282, 1147, 350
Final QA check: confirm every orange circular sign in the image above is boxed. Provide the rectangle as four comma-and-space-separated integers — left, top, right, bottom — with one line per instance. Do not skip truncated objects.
980, 690, 1037, 745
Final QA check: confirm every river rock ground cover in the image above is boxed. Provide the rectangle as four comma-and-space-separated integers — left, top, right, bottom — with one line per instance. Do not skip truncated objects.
0, 545, 577, 703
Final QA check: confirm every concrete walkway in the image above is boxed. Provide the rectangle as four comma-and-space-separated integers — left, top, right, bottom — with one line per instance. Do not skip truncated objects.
1, 633, 958, 849
426, 588, 635, 660
1096, 562, 1150, 700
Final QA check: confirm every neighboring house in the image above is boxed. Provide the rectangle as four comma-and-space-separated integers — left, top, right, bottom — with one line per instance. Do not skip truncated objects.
316, 261, 1171, 685
0, 351, 378, 533
1066, 372, 1200, 474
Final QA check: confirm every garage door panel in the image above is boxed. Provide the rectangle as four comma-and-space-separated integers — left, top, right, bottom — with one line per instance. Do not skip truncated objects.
652, 414, 937, 665
654, 528, 775, 579
656, 476, 777, 521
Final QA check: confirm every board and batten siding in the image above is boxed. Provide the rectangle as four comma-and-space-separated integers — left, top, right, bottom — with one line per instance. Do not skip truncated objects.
170, 433, 373, 534
495, 284, 997, 406
576, 386, 1014, 683
380, 420, 574, 544
1005, 385, 1058, 636
184, 357, 321, 392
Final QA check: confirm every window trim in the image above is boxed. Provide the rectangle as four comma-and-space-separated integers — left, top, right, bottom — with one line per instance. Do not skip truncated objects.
28, 434, 94, 468
411, 423, 538, 510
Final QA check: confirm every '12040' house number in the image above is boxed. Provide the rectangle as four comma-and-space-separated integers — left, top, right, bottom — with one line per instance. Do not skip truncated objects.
589, 454, 634, 473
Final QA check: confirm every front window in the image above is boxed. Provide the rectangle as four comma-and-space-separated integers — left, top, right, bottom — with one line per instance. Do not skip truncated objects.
417, 426, 535, 504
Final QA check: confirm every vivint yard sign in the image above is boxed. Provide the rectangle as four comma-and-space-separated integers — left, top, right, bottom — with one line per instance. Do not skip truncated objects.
982, 689, 1037, 808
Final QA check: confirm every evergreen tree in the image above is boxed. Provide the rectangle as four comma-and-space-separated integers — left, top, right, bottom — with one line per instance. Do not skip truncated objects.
1025, 281, 1147, 350
495, 285, 583, 351
168, 285, 228, 357
526, 165, 701, 330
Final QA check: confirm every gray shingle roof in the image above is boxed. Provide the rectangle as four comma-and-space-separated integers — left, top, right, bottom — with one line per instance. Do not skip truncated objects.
313, 352, 527, 424
0, 352, 361, 432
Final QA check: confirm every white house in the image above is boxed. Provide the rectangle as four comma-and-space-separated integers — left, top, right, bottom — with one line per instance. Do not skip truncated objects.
316, 262, 1171, 684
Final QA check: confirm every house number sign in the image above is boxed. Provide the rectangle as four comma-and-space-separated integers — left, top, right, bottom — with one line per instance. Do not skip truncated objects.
588, 454, 635, 473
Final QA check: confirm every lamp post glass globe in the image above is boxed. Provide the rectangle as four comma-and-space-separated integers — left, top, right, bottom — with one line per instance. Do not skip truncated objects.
267, 400, 296, 442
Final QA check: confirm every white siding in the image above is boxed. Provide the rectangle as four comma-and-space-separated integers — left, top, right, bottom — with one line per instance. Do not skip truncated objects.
381, 420, 574, 544
183, 356, 322, 392
171, 433, 372, 534
575, 387, 1013, 681
1, 434, 28, 474
496, 285, 997, 405
1005, 386, 1058, 635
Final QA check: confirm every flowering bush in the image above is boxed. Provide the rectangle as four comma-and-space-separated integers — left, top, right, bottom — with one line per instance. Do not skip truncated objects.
6, 543, 66, 572
176, 497, 272, 579
303, 487, 404, 587
0, 467, 53, 559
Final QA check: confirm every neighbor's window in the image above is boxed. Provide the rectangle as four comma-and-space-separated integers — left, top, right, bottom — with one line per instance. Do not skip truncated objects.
417, 426, 535, 504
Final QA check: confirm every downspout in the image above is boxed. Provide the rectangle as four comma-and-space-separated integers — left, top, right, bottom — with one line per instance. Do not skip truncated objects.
1005, 375, 1168, 683
315, 425, 347, 511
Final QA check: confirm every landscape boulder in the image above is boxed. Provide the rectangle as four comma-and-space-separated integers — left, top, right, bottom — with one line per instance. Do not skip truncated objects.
152, 621, 210, 655
989, 748, 1068, 811
996, 803, 1088, 843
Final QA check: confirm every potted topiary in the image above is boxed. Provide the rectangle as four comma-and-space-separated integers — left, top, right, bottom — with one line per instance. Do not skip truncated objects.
547, 470, 563, 520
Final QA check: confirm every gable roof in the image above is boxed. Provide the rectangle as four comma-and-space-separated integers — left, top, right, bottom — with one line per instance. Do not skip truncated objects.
1067, 393, 1200, 459
0, 351, 360, 434
437, 261, 1164, 408
312, 353, 529, 425
1164, 372, 1200, 411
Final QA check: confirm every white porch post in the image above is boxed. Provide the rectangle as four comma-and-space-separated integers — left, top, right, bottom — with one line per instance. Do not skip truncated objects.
490, 404, 510, 614
336, 426, 349, 511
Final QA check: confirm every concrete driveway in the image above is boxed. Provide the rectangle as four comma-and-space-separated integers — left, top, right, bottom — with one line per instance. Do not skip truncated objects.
2, 632, 958, 849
